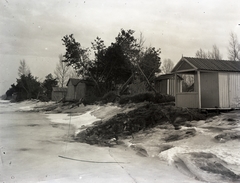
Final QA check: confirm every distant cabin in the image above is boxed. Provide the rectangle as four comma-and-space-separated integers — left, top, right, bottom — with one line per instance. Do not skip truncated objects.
51, 87, 67, 101
155, 74, 183, 96
172, 57, 240, 109
65, 78, 96, 102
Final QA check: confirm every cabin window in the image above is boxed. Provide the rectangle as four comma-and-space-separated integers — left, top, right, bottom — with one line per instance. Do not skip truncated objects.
182, 74, 194, 92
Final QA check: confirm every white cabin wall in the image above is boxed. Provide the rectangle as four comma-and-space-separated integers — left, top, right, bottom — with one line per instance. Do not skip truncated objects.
229, 73, 240, 108
219, 72, 240, 108
218, 73, 229, 108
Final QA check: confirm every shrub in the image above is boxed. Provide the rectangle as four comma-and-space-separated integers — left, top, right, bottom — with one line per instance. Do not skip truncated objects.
101, 91, 119, 104
119, 92, 175, 104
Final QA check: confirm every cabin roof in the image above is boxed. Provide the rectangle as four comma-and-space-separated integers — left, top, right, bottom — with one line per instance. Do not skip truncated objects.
155, 74, 183, 80
172, 57, 240, 73
66, 78, 95, 86
67, 78, 81, 86
52, 87, 67, 92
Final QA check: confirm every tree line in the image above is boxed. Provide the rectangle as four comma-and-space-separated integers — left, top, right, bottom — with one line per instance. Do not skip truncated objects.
5, 60, 58, 101
4, 29, 161, 101
4, 30, 240, 101
61, 29, 161, 95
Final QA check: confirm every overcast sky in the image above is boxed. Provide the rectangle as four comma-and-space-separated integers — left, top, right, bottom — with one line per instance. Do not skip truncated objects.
0, 0, 240, 95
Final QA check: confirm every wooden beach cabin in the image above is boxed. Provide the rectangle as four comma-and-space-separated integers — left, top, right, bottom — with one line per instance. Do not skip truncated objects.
51, 87, 67, 101
155, 74, 183, 96
172, 57, 240, 109
65, 78, 96, 101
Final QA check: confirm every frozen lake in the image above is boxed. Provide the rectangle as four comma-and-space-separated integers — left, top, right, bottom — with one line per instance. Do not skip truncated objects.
0, 100, 200, 183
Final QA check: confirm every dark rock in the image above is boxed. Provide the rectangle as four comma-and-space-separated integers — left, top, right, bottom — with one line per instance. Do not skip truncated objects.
93, 120, 103, 125
189, 152, 240, 182
165, 129, 196, 142
136, 148, 148, 157
227, 118, 236, 122
159, 144, 174, 153
215, 132, 240, 142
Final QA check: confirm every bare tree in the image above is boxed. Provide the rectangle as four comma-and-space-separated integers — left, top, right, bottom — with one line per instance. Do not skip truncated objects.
196, 48, 208, 59
228, 32, 240, 61
209, 44, 222, 60
18, 59, 30, 77
182, 74, 194, 86
196, 45, 222, 60
138, 32, 145, 52
54, 54, 71, 87
161, 59, 174, 74
68, 67, 79, 79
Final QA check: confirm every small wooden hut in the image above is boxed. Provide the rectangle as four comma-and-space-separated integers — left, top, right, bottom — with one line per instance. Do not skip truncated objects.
155, 74, 183, 96
65, 78, 96, 101
51, 87, 67, 101
172, 57, 240, 109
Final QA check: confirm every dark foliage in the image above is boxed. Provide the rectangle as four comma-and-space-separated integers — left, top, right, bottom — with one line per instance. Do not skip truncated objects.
76, 104, 206, 145
139, 47, 161, 81
101, 91, 120, 104
5, 73, 58, 102
62, 34, 91, 78
42, 74, 58, 101
5, 84, 17, 99
62, 29, 161, 96
119, 92, 175, 104
14, 73, 42, 101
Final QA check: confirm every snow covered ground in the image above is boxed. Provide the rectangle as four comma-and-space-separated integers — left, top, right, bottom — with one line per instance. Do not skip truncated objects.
0, 100, 200, 183
1, 100, 240, 183
125, 112, 240, 183
46, 102, 240, 183
46, 111, 100, 136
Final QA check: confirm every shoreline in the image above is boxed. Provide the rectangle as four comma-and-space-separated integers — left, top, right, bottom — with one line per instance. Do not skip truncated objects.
2, 99, 240, 183
1, 102, 203, 183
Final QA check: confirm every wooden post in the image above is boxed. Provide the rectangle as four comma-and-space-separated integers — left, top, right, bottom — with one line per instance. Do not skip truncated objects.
167, 79, 170, 95
197, 71, 201, 109
180, 80, 182, 93
174, 73, 177, 96
174, 73, 178, 107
